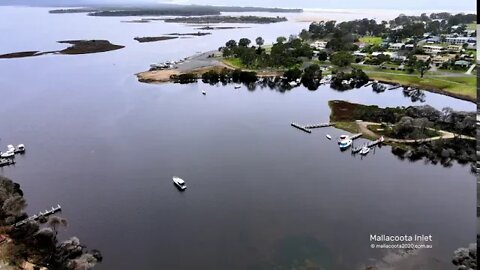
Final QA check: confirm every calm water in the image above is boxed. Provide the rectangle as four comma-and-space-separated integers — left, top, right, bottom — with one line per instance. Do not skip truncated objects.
0, 7, 476, 270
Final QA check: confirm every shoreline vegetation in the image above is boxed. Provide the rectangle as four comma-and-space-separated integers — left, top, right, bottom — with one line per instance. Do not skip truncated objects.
49, 6, 302, 17
0, 175, 101, 269
328, 100, 476, 168
134, 32, 212, 43
163, 16, 287, 24
0, 40, 124, 59
134, 36, 178, 43
137, 10, 476, 103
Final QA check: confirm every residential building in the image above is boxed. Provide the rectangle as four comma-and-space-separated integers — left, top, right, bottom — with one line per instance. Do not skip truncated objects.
445, 37, 476, 45
389, 43, 404, 50
431, 55, 455, 66
447, 45, 463, 52
414, 54, 431, 62
422, 45, 445, 54
310, 41, 328, 50
454, 60, 470, 67
425, 36, 441, 44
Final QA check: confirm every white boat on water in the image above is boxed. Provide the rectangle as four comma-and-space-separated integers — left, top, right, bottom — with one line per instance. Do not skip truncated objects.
326, 134, 332, 140
234, 85, 241, 89
359, 145, 370, 155
202, 91, 207, 95
16, 144, 25, 153
338, 135, 352, 150
0, 150, 15, 158
173, 176, 187, 190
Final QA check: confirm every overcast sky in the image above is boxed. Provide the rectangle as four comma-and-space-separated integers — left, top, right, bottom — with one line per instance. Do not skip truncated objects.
153, 0, 476, 12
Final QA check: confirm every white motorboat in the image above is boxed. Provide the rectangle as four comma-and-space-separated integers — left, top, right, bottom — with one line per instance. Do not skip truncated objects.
234, 85, 241, 89
338, 135, 349, 144
16, 144, 26, 153
173, 176, 187, 190
326, 134, 332, 140
339, 139, 352, 150
338, 135, 352, 150
202, 90, 207, 95
0, 150, 15, 158
359, 145, 370, 155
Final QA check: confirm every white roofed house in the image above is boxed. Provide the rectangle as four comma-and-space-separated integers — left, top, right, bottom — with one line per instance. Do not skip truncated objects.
310, 40, 328, 50
422, 45, 445, 55
454, 60, 471, 68
388, 43, 404, 51
445, 36, 476, 45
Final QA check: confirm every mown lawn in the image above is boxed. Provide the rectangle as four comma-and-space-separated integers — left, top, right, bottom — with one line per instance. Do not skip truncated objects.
222, 57, 245, 69
364, 71, 476, 100
359, 36, 383, 45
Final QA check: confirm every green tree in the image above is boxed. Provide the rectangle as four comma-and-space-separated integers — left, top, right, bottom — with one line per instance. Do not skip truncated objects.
276, 36, 287, 44
415, 60, 430, 78
318, 51, 328, 61
255, 37, 264, 47
238, 38, 251, 47
330, 51, 354, 67
284, 67, 303, 81
225, 39, 237, 49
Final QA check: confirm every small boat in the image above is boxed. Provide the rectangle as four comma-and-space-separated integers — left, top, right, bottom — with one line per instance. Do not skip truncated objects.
339, 139, 352, 150
234, 85, 241, 89
359, 145, 370, 155
15, 144, 25, 153
202, 91, 206, 95
173, 176, 187, 190
338, 135, 349, 144
0, 150, 15, 158
326, 134, 332, 140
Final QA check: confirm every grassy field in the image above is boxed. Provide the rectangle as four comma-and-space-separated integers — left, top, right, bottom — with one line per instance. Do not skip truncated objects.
221, 57, 245, 69
467, 23, 476, 30
333, 122, 377, 140
366, 124, 441, 139
359, 36, 383, 45
362, 70, 476, 101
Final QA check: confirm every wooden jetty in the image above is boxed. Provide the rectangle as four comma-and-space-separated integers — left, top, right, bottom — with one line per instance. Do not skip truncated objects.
15, 204, 62, 227
304, 123, 334, 129
364, 81, 374, 87
350, 133, 363, 140
351, 146, 362, 154
388, 84, 402, 90
366, 137, 385, 148
291, 123, 312, 133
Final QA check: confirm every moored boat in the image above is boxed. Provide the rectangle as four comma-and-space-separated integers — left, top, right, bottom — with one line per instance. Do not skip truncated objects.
173, 176, 187, 190
338, 135, 352, 150
359, 145, 370, 155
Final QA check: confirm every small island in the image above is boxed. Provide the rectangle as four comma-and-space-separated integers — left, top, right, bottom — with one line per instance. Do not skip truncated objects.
164, 16, 288, 24
0, 40, 124, 59
134, 36, 179, 43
